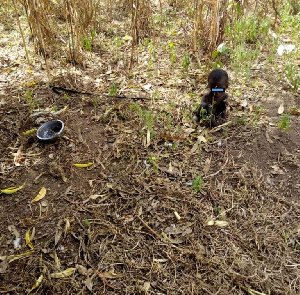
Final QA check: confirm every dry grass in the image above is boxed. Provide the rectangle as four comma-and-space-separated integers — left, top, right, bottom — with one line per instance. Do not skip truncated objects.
0, 0, 299, 294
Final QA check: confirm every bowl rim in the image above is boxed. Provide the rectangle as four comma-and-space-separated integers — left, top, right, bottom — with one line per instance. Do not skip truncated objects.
36, 119, 64, 140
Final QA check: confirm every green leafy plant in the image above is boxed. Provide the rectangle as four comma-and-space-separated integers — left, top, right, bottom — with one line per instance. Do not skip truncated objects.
147, 41, 156, 71
82, 30, 96, 52
278, 114, 291, 131
51, 105, 58, 112
24, 90, 37, 113
234, 114, 246, 125
109, 83, 118, 96
182, 52, 190, 72
285, 64, 300, 91
84, 219, 91, 226
152, 89, 160, 100
192, 176, 205, 193
227, 15, 270, 45
113, 36, 122, 47
169, 41, 177, 66
230, 43, 259, 76
211, 43, 229, 68
130, 103, 155, 135
82, 37, 92, 51
215, 205, 222, 214
197, 104, 215, 125
148, 155, 158, 172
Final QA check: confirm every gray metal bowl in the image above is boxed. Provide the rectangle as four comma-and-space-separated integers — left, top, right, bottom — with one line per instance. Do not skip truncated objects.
37, 120, 64, 142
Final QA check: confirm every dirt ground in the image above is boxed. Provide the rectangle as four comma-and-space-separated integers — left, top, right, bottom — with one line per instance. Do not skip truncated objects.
0, 10, 300, 295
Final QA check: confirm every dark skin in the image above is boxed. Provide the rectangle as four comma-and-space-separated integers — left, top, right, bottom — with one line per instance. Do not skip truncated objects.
193, 69, 229, 127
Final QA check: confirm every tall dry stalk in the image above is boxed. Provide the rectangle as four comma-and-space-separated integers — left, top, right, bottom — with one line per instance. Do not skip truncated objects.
193, 0, 229, 54
129, 0, 152, 69
12, 0, 30, 66
19, 0, 96, 65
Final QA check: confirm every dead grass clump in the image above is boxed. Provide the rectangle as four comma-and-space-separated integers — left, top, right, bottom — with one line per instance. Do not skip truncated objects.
193, 0, 229, 54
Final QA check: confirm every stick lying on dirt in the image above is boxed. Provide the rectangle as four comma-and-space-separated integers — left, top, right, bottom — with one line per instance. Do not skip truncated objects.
50, 85, 150, 101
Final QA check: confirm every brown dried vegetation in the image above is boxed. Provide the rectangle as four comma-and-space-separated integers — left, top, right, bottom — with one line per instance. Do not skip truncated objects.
0, 0, 299, 294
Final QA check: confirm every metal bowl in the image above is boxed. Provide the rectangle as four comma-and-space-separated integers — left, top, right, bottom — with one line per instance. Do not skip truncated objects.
36, 120, 64, 142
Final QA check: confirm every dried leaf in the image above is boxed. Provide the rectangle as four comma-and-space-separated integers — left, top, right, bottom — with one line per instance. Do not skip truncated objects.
50, 268, 76, 278
278, 104, 284, 114
174, 211, 181, 221
143, 83, 152, 91
13, 144, 23, 166
0, 251, 33, 263
64, 219, 70, 233
146, 130, 151, 147
265, 131, 273, 144
214, 220, 229, 227
162, 232, 183, 244
89, 194, 103, 200
184, 128, 195, 135
271, 164, 285, 175
31, 187, 46, 203
25, 229, 34, 250
290, 108, 300, 116
153, 258, 168, 263
142, 281, 151, 292
54, 251, 61, 269
76, 264, 88, 275
207, 220, 215, 226
55, 229, 62, 246
28, 274, 43, 293
0, 258, 8, 274
73, 163, 93, 167
138, 206, 143, 217
240, 100, 248, 108
203, 157, 211, 175
1, 183, 24, 194
101, 269, 124, 279
84, 277, 93, 292
190, 135, 207, 154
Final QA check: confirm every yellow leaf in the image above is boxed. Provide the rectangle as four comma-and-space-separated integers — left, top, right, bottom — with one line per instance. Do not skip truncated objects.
31, 187, 47, 203
27, 82, 37, 87
73, 163, 93, 168
25, 229, 34, 249
54, 251, 61, 269
28, 274, 43, 293
123, 35, 132, 41
89, 194, 103, 200
50, 268, 76, 278
1, 183, 24, 194
102, 270, 124, 279
22, 128, 37, 136
64, 218, 70, 233
0, 251, 33, 263
27, 69, 33, 73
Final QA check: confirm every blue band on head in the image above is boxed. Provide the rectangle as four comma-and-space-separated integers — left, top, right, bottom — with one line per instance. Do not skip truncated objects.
211, 88, 225, 92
